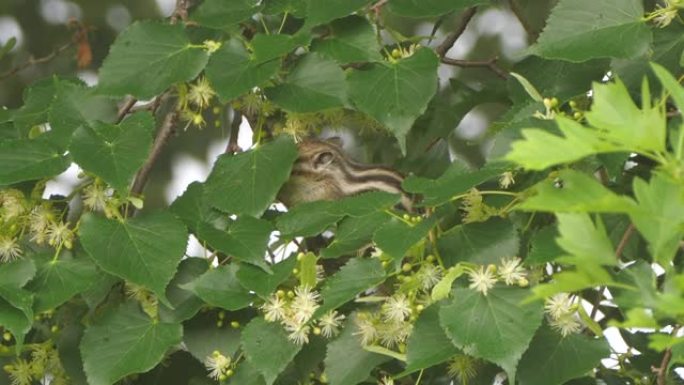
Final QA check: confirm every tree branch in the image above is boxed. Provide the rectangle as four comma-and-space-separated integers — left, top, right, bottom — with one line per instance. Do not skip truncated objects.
441, 57, 508, 79
225, 110, 243, 154
652, 326, 680, 385
115, 97, 138, 124
0, 41, 74, 81
171, 0, 191, 23
435, 7, 477, 58
130, 111, 179, 197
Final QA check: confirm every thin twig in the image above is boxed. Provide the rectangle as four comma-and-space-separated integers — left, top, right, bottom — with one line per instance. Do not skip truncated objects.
115, 97, 137, 124
370, 0, 389, 16
652, 326, 680, 385
225, 110, 243, 154
130, 111, 179, 197
590, 223, 635, 320
435, 7, 477, 58
441, 56, 508, 79
170, 0, 191, 23
0, 41, 74, 81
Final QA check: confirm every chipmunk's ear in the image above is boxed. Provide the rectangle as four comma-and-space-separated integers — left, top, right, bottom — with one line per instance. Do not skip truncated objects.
312, 150, 335, 170
325, 137, 344, 147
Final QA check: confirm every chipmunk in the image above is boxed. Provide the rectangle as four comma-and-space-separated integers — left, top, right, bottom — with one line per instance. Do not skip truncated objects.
277, 137, 412, 211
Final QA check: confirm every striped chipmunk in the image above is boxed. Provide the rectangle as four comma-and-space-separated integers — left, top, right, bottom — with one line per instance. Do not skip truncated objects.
277, 137, 413, 211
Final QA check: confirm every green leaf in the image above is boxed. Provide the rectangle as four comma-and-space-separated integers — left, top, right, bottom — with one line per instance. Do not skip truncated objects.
311, 16, 382, 64
305, 0, 371, 27
373, 216, 437, 260
651, 62, 684, 116
316, 258, 386, 316
431, 265, 467, 302
518, 169, 635, 213
403, 304, 459, 374
26, 254, 99, 313
439, 287, 544, 383
181, 264, 253, 311
526, 226, 564, 265
205, 39, 281, 102
266, 54, 347, 113
159, 258, 209, 323
530, 0, 651, 62
321, 211, 390, 258
80, 302, 182, 385
277, 200, 343, 238
183, 313, 241, 363
437, 218, 520, 266
252, 33, 311, 63
506, 116, 620, 170
70, 112, 153, 193
517, 325, 609, 385
205, 136, 298, 217
79, 212, 188, 305
0, 138, 70, 185
389, 0, 486, 18
169, 182, 223, 233
298, 252, 318, 288
324, 317, 390, 385
403, 161, 509, 206
197, 216, 273, 272
191, 0, 262, 29
555, 213, 616, 265
584, 77, 666, 154
508, 57, 610, 104
237, 257, 296, 298
48, 80, 116, 150
277, 191, 398, 238
230, 360, 267, 385
613, 261, 658, 309
347, 48, 439, 153
629, 173, 684, 265
97, 21, 209, 99
241, 317, 302, 385
0, 259, 36, 349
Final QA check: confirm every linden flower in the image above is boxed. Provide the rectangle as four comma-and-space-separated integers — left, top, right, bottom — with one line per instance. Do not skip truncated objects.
382, 294, 412, 323
498, 257, 526, 286
378, 320, 412, 348
188, 77, 216, 109
447, 354, 478, 385
0, 237, 22, 262
378, 376, 394, 385
285, 322, 311, 345
549, 314, 583, 337
353, 313, 378, 346
28, 206, 55, 245
467, 266, 497, 296
261, 293, 287, 322
290, 286, 320, 324
544, 293, 575, 320
4, 358, 33, 385
46, 221, 74, 249
204, 351, 231, 380
318, 310, 345, 338
416, 263, 442, 290
82, 183, 108, 211
499, 171, 515, 189
0, 189, 26, 221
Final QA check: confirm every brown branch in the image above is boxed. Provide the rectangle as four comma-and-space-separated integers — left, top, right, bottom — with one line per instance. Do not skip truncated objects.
652, 326, 680, 385
589, 223, 636, 320
435, 7, 478, 58
171, 0, 191, 23
115, 97, 137, 124
225, 110, 243, 154
130, 111, 179, 197
0, 41, 74, 81
441, 56, 509, 79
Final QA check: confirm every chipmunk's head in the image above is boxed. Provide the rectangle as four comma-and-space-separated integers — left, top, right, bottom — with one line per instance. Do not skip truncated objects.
277, 137, 412, 211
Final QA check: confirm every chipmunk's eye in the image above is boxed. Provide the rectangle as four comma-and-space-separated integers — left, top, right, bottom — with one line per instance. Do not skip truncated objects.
313, 151, 334, 169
